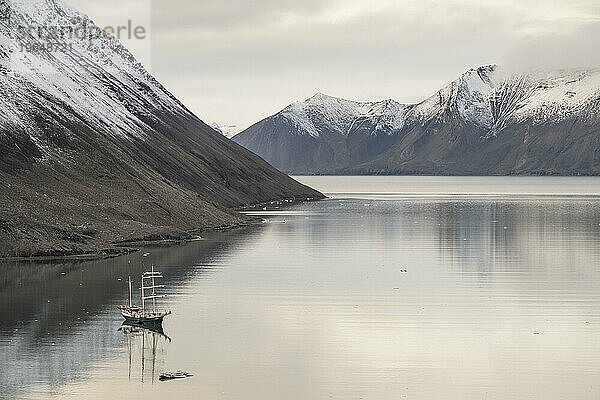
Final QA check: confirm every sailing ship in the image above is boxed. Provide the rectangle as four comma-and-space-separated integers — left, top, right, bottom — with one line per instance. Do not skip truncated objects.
118, 264, 171, 325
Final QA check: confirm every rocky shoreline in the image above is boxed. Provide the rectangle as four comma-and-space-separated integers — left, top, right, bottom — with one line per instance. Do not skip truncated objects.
0, 197, 321, 261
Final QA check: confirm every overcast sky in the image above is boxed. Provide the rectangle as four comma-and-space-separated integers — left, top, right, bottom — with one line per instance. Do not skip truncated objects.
70, 0, 600, 133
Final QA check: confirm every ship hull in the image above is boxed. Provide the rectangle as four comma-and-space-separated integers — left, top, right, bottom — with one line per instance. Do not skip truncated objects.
122, 314, 165, 325
118, 305, 171, 326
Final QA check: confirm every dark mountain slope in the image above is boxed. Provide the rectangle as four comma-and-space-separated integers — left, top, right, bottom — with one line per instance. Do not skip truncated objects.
0, 0, 322, 257
355, 113, 600, 175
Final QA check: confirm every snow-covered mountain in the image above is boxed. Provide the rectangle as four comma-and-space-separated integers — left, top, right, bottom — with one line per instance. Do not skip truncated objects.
233, 65, 600, 175
232, 93, 412, 172
0, 0, 321, 257
0, 0, 177, 147
209, 122, 239, 138
277, 93, 410, 138
413, 65, 600, 135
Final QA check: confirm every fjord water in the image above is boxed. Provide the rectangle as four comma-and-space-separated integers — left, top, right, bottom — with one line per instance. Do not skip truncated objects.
2, 176, 600, 399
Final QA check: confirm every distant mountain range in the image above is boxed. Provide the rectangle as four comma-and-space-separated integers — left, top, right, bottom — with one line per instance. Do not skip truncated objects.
209, 122, 239, 138
233, 65, 600, 175
0, 0, 322, 257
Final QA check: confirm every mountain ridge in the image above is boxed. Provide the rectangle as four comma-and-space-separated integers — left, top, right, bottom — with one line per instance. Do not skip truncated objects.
233, 65, 600, 175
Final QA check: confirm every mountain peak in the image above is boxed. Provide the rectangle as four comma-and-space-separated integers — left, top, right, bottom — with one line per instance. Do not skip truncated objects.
305, 92, 343, 103
309, 92, 330, 99
472, 64, 498, 74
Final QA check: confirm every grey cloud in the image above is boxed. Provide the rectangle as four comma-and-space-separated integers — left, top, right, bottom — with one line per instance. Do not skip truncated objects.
68, 0, 600, 133
506, 22, 600, 69
151, 0, 332, 30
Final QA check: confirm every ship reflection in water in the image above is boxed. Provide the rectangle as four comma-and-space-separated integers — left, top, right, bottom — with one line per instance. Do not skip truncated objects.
118, 322, 172, 384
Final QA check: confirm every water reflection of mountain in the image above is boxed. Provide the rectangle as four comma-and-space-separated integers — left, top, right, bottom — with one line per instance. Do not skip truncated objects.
300, 197, 600, 275
0, 227, 260, 399
283, 197, 600, 299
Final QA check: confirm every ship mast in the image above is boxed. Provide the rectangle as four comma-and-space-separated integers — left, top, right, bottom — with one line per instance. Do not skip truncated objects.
128, 276, 132, 308
151, 264, 156, 313
141, 275, 145, 313
141, 264, 165, 315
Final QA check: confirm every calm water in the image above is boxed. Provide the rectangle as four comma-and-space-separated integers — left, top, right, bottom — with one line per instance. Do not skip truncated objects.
2, 176, 600, 400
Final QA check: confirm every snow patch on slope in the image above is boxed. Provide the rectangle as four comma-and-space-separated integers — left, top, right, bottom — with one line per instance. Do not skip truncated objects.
412, 65, 600, 135
0, 0, 186, 161
516, 69, 600, 124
